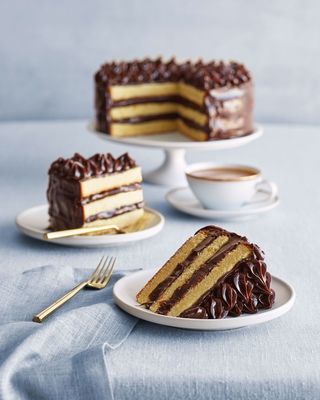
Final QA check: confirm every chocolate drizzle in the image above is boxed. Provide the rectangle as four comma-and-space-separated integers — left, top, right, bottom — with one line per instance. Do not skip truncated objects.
49, 152, 137, 181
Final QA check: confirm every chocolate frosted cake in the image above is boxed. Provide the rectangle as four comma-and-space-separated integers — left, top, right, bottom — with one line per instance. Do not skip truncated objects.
47, 152, 144, 230
137, 226, 274, 319
95, 58, 253, 141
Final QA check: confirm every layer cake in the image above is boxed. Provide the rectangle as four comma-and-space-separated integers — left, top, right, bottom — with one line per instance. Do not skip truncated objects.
137, 226, 274, 319
95, 58, 253, 141
47, 152, 144, 230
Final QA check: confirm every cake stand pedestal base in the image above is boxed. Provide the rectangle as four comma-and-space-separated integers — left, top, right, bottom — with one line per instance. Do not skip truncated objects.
143, 148, 187, 187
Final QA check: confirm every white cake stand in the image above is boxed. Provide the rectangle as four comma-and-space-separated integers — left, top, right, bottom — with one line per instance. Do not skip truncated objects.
88, 123, 263, 187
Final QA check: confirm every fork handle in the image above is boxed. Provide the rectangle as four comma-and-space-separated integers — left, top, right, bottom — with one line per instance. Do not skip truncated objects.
32, 281, 88, 323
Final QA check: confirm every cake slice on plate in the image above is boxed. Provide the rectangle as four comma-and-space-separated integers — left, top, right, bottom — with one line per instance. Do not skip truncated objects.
47, 152, 144, 231
137, 226, 274, 319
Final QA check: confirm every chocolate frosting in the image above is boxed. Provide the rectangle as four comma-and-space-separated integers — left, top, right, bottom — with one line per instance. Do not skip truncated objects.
48, 152, 137, 181
95, 58, 251, 90
180, 246, 275, 319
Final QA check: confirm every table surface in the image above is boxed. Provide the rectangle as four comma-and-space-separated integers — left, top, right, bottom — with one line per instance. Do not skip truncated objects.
1, 120, 320, 399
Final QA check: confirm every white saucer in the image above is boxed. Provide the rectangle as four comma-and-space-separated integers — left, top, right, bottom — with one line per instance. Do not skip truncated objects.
113, 269, 295, 331
16, 205, 164, 248
166, 187, 280, 221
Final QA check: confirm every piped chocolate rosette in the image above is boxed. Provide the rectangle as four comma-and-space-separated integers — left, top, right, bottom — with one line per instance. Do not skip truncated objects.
137, 226, 274, 319
94, 58, 253, 141
47, 152, 144, 231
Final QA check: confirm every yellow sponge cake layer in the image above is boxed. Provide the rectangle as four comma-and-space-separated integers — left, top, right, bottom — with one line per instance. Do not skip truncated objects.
110, 103, 207, 126
83, 208, 144, 229
110, 82, 205, 106
177, 120, 208, 141
111, 120, 177, 137
80, 167, 142, 198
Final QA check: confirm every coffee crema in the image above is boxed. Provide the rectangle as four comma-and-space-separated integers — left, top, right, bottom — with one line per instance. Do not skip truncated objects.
187, 166, 259, 181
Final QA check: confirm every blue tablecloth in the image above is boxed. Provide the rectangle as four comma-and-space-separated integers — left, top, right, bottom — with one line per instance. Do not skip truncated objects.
0, 120, 319, 399
0, 266, 137, 399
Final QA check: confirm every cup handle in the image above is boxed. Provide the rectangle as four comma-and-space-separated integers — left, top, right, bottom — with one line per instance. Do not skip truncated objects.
255, 179, 278, 202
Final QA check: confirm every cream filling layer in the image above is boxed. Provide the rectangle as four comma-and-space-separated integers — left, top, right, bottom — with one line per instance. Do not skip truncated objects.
177, 120, 208, 141
110, 103, 207, 126
83, 208, 144, 229
83, 190, 143, 219
110, 119, 209, 140
110, 82, 205, 106
80, 167, 142, 198
110, 120, 177, 137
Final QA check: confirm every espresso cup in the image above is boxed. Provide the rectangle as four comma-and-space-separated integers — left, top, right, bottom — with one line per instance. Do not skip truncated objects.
185, 162, 278, 210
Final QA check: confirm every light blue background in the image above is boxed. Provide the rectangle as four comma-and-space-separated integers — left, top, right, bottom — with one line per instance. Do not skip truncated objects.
0, 0, 318, 124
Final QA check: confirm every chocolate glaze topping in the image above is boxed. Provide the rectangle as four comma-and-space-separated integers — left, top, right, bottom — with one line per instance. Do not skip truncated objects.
49, 152, 137, 181
95, 58, 251, 90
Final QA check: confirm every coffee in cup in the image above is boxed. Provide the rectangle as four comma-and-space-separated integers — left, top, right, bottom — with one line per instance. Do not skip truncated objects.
185, 163, 277, 210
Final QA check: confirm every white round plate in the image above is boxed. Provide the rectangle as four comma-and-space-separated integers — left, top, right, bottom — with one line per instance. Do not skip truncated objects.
113, 269, 295, 331
16, 205, 164, 248
166, 187, 280, 221
89, 121, 263, 150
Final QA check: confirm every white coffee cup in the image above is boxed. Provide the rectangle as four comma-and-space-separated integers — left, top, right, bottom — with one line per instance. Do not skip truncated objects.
185, 162, 278, 210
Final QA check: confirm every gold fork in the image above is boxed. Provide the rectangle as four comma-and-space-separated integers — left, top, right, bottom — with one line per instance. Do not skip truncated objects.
44, 225, 126, 240
32, 256, 116, 323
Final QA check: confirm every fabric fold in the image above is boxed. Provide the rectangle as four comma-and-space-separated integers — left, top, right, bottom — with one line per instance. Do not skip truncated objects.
0, 265, 138, 399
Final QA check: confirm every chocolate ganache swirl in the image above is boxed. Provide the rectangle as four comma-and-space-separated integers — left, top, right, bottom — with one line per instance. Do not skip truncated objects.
95, 58, 251, 90
180, 245, 275, 319
48, 152, 137, 180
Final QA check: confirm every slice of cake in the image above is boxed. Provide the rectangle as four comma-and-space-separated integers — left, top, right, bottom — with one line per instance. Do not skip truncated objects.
47, 152, 144, 231
137, 226, 274, 319
94, 58, 253, 141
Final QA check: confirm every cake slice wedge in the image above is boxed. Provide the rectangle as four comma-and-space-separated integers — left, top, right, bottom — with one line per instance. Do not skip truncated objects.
47, 152, 144, 231
137, 226, 274, 319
